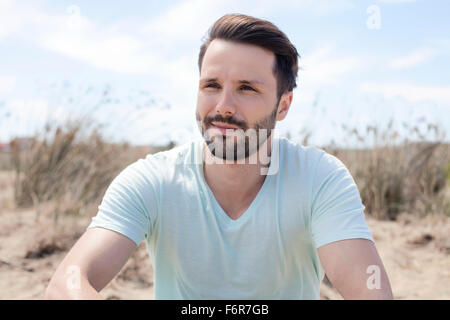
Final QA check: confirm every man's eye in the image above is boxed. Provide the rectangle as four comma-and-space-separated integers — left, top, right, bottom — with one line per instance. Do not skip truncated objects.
240, 85, 255, 91
205, 83, 219, 88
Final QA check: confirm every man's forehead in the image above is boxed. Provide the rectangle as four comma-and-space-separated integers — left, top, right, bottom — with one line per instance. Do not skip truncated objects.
200, 39, 276, 83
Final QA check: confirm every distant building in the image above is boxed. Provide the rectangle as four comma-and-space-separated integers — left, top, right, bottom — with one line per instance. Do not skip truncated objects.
0, 142, 10, 153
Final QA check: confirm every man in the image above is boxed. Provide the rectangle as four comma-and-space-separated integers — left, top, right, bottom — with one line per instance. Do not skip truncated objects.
45, 14, 393, 300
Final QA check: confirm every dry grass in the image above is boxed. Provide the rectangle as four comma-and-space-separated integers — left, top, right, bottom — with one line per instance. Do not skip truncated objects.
2, 118, 450, 224
323, 120, 450, 220
7, 119, 162, 227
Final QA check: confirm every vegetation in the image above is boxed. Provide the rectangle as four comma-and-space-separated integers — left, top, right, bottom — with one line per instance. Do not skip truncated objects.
1, 116, 449, 225
8, 119, 156, 225
324, 120, 450, 220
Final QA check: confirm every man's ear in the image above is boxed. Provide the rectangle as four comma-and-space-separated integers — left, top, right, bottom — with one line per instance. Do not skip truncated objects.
276, 91, 293, 121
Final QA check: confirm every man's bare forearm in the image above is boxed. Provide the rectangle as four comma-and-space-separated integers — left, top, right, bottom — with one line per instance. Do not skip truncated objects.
339, 282, 393, 300
44, 276, 105, 300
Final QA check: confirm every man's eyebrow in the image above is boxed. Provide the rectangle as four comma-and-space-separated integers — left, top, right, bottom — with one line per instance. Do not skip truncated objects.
238, 79, 265, 86
199, 77, 218, 84
199, 78, 265, 85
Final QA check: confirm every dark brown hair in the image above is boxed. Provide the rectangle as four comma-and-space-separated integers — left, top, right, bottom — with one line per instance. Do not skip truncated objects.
198, 13, 300, 100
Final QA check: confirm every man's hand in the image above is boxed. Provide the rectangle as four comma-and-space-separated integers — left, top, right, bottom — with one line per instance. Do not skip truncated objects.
317, 238, 393, 299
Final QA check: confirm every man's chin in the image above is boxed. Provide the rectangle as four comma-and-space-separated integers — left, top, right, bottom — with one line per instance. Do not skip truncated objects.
205, 140, 261, 162
201, 126, 273, 162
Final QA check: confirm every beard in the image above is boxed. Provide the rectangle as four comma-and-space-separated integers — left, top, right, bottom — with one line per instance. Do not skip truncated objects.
196, 100, 280, 162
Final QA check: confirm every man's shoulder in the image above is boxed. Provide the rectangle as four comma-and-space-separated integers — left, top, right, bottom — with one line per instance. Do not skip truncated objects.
116, 140, 197, 183
279, 137, 329, 166
137, 139, 197, 166
278, 137, 346, 178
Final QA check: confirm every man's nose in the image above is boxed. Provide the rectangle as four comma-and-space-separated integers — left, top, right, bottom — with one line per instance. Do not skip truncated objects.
215, 89, 236, 117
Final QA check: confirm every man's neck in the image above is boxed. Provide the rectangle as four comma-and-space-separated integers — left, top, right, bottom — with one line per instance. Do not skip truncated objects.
202, 136, 272, 206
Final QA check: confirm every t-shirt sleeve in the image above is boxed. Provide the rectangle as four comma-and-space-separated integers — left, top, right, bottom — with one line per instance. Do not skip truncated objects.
310, 151, 374, 249
87, 156, 160, 246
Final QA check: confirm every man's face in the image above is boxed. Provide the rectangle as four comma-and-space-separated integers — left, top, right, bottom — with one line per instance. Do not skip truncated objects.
196, 39, 284, 161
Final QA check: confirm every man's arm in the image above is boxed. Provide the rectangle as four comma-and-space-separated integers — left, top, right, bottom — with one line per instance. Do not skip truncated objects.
44, 227, 137, 299
317, 238, 393, 299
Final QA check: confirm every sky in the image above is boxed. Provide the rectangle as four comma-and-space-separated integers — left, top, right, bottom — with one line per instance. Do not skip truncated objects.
0, 0, 449, 147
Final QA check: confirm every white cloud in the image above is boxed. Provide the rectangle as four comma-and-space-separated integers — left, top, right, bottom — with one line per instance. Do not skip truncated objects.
377, 0, 416, 3
0, 1, 361, 79
258, 0, 356, 15
0, 0, 24, 39
41, 28, 164, 75
360, 82, 450, 105
288, 44, 362, 126
0, 76, 16, 94
0, 2, 165, 75
299, 44, 361, 86
388, 48, 435, 69
0, 0, 47, 41
144, 0, 357, 48
144, 0, 228, 46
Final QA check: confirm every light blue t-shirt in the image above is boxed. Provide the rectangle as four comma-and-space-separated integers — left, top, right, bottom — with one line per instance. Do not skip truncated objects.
87, 137, 373, 299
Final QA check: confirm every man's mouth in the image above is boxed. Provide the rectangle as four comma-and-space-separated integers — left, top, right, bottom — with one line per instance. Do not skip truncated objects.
210, 121, 241, 135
